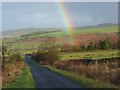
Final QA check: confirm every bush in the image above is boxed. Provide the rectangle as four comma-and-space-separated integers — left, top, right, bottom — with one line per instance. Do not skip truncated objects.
100, 38, 110, 50
8, 53, 23, 64
87, 42, 96, 51
53, 59, 119, 87
32, 37, 60, 65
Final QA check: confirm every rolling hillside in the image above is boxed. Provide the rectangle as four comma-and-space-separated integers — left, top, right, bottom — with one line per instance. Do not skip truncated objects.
2, 25, 118, 52
2, 28, 64, 38
2, 24, 118, 38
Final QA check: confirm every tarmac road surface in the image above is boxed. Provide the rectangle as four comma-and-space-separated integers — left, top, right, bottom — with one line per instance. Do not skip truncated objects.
25, 55, 82, 88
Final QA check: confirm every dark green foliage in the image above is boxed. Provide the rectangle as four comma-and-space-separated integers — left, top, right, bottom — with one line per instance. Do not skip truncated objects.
87, 42, 96, 51
100, 38, 110, 50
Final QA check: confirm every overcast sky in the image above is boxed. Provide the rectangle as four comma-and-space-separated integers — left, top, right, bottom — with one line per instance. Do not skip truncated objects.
2, 2, 118, 31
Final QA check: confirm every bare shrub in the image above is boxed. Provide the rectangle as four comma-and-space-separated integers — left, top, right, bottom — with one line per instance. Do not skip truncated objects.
53, 58, 120, 86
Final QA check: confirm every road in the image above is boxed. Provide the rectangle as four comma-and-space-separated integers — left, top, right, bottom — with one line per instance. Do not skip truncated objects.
25, 55, 82, 88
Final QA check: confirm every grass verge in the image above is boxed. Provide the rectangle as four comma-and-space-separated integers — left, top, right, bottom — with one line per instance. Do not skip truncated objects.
3, 63, 36, 88
45, 65, 117, 88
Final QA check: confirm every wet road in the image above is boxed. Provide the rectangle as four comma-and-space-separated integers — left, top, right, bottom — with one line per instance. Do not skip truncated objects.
25, 55, 82, 88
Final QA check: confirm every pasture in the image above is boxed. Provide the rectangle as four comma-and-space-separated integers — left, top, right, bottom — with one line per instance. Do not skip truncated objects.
76, 26, 118, 34
2, 25, 120, 88
3, 26, 118, 50
60, 50, 119, 61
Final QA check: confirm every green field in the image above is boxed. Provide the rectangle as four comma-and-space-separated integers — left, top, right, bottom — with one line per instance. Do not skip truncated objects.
76, 26, 118, 34
21, 49, 119, 61
20, 26, 118, 38
2, 25, 119, 88
60, 50, 119, 61
31, 26, 118, 38
3, 26, 118, 50
14, 42, 40, 49
2, 26, 119, 61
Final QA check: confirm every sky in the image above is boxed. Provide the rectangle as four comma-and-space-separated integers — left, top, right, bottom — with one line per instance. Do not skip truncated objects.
2, 2, 118, 31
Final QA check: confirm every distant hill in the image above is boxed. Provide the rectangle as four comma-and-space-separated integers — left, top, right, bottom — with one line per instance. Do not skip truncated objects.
2, 23, 117, 38
2, 28, 64, 38
20, 30, 62, 38
75, 23, 117, 29
97, 23, 117, 27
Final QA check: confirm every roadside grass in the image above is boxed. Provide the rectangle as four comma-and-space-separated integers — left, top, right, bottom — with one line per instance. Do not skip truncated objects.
60, 49, 119, 61
46, 66, 117, 88
3, 63, 36, 88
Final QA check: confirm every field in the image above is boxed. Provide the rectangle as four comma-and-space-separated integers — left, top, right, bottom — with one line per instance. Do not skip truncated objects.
60, 50, 119, 61
2, 1, 119, 88
2, 25, 120, 88
2, 28, 64, 38
76, 26, 118, 34
3, 25, 118, 50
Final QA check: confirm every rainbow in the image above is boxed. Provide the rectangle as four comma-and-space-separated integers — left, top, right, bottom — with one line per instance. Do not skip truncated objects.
57, 2, 78, 45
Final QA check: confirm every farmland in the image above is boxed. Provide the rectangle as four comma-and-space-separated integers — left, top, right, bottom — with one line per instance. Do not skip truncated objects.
3, 25, 118, 50
2, 1, 119, 88
2, 25, 119, 62
60, 50, 119, 61
2, 25, 120, 88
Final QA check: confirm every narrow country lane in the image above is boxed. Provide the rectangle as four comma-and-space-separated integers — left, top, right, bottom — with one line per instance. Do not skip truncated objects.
25, 55, 82, 88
